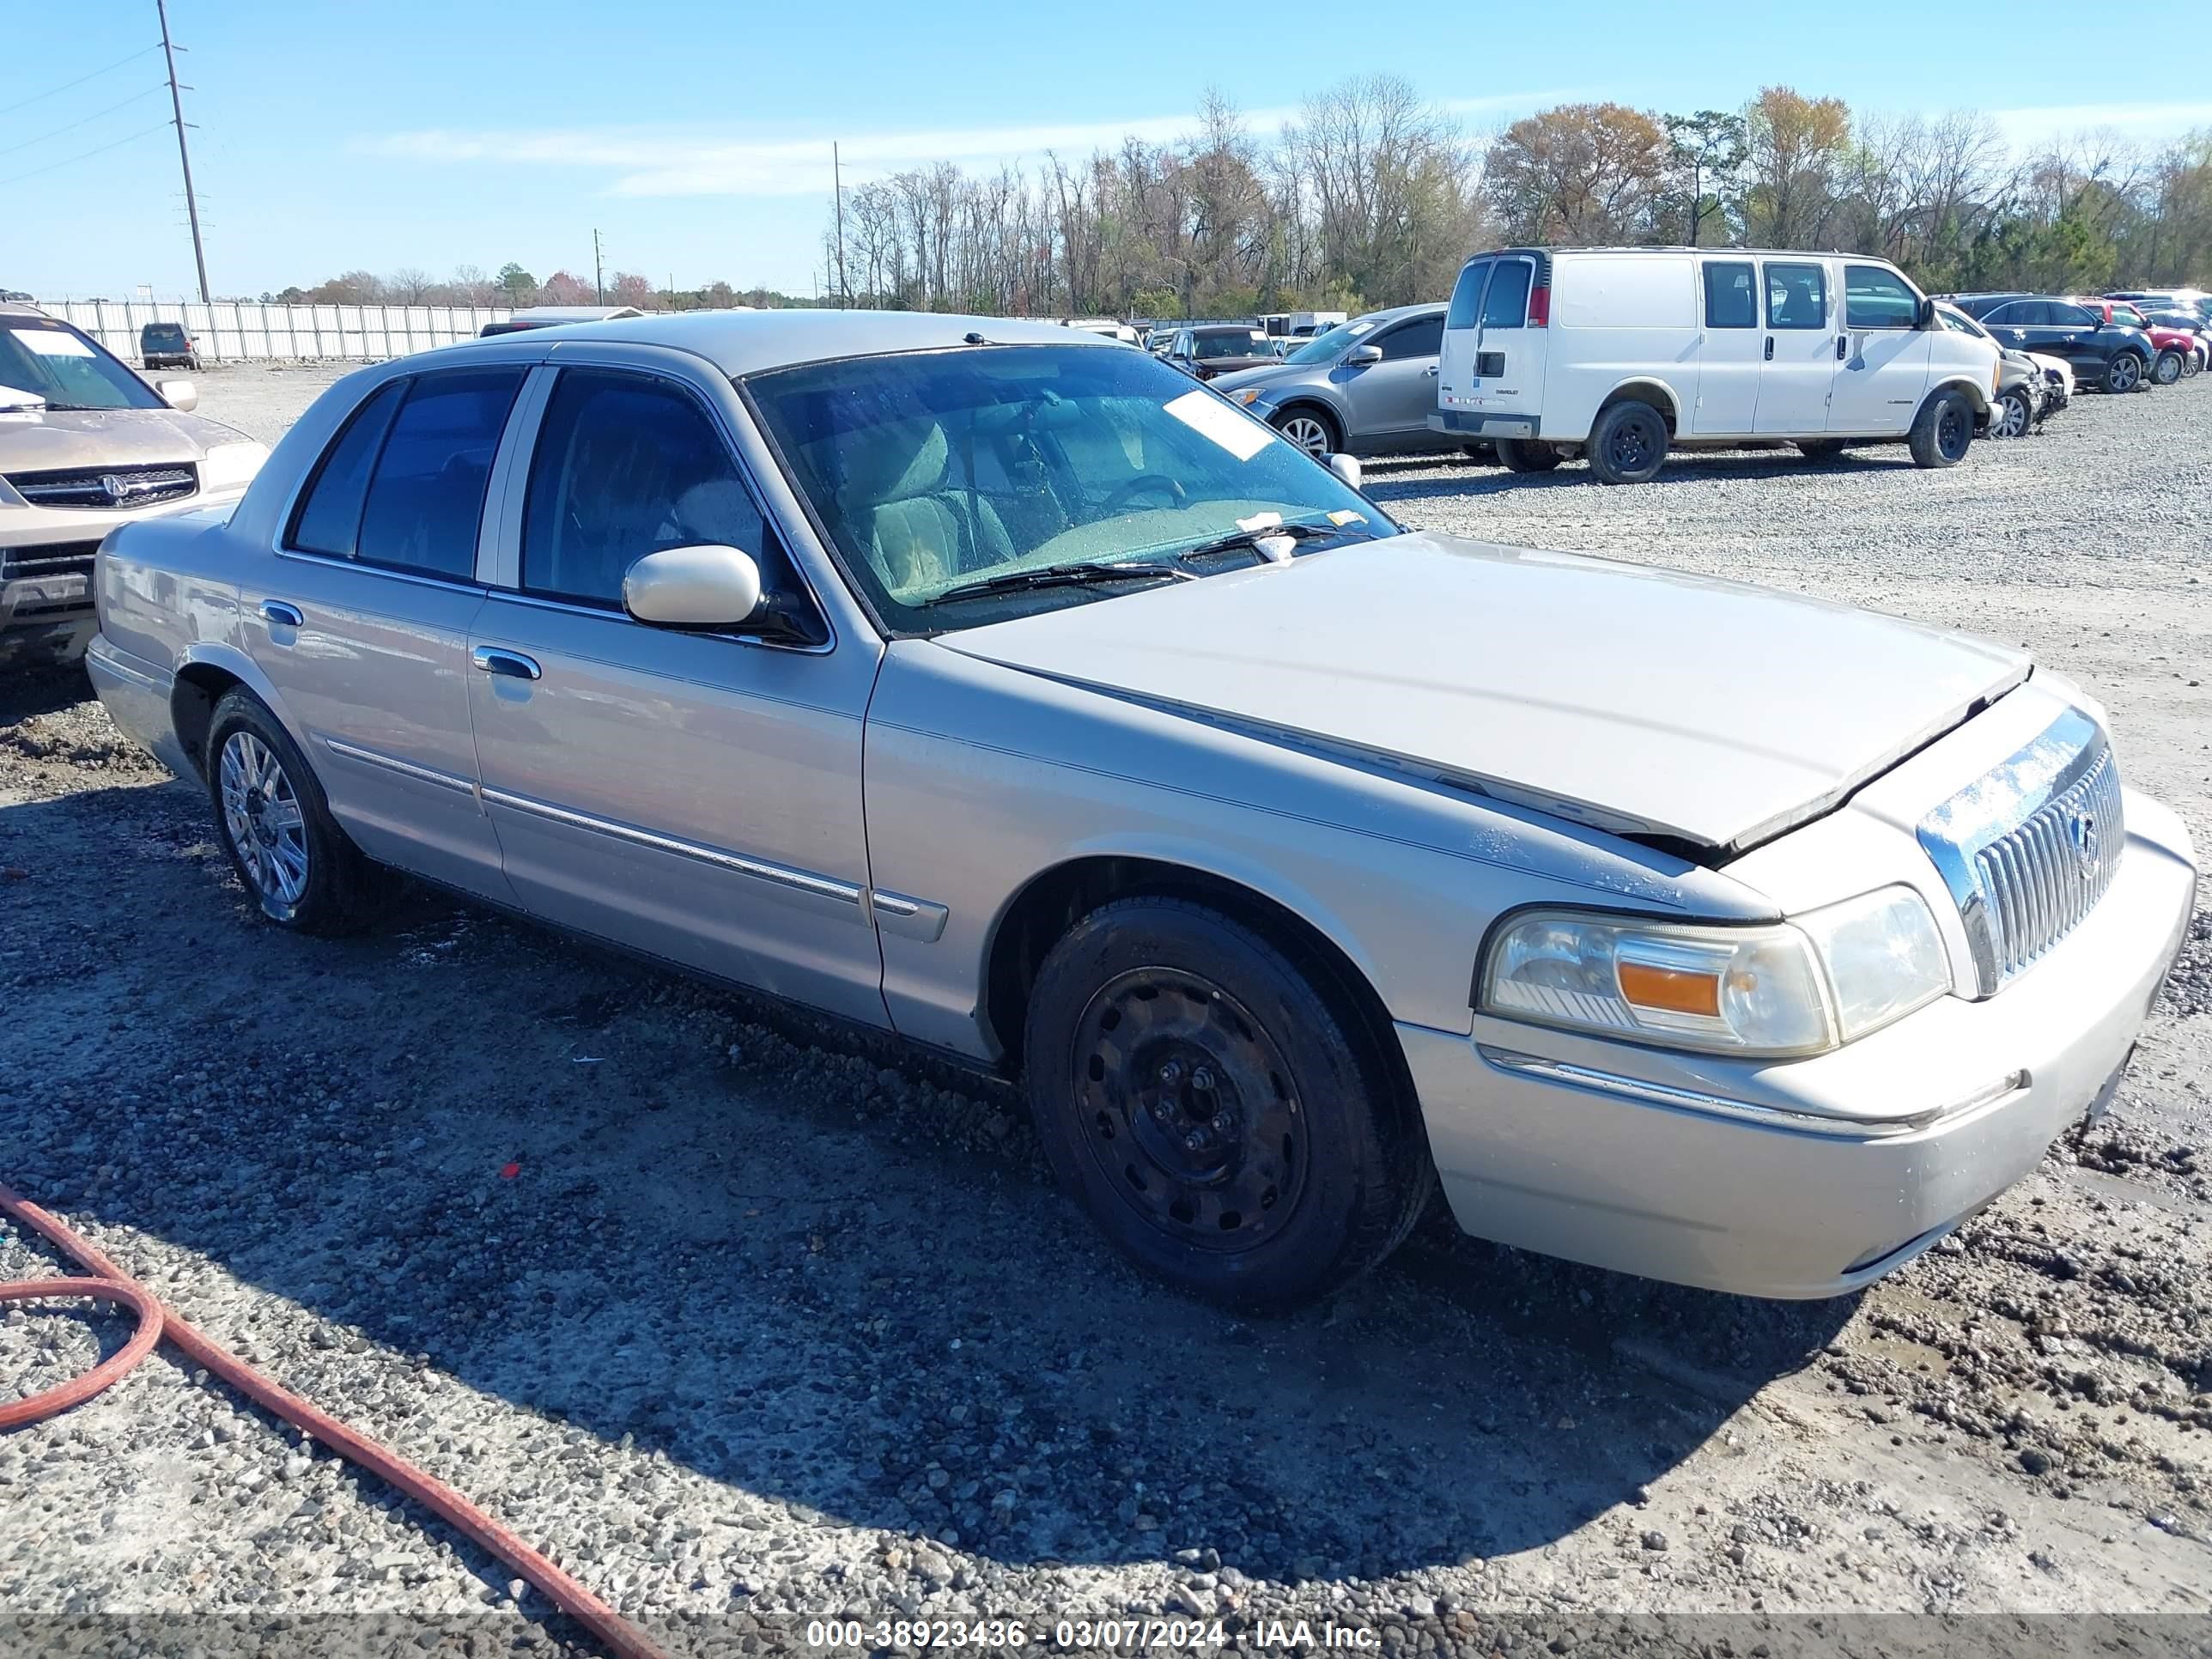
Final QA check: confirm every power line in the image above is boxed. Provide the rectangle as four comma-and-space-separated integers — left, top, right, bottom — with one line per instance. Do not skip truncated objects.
0, 82, 167, 159
0, 43, 161, 120
0, 119, 170, 188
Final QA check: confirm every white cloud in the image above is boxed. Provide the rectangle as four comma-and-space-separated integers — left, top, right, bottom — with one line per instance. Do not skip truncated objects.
362, 89, 1579, 198
1987, 100, 2212, 149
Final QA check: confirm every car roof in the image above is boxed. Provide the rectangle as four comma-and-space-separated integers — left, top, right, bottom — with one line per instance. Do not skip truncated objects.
506, 304, 647, 322
485, 308, 1122, 376
0, 302, 50, 319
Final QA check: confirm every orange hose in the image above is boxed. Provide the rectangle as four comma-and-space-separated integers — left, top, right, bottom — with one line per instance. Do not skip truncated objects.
0, 1180, 669, 1659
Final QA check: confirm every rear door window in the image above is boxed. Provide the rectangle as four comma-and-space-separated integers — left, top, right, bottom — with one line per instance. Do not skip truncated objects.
1844, 264, 1917, 329
1444, 259, 1494, 329
1764, 263, 1828, 329
351, 368, 526, 580
1479, 264, 1531, 330
2049, 302, 2098, 328
1704, 261, 1757, 328
1377, 315, 1444, 359
287, 380, 408, 559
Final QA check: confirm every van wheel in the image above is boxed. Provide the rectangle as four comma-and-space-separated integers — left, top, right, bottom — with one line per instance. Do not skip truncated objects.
1907, 390, 1973, 468
1586, 401, 1668, 484
1796, 439, 1848, 461
2154, 349, 2185, 386
1494, 437, 1562, 473
1022, 896, 1431, 1312
205, 689, 381, 933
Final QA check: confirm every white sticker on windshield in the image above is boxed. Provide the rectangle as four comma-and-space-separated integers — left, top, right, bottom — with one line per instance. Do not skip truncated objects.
1164, 388, 1271, 462
15, 329, 94, 358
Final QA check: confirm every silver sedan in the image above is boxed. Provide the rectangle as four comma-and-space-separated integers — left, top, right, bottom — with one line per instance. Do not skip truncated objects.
88, 311, 2197, 1309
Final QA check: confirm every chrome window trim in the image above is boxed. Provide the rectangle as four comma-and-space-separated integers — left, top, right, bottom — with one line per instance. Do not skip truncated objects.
478, 784, 866, 910
1476, 1046, 1940, 1139
319, 736, 476, 797
272, 547, 486, 597
477, 364, 559, 589
1917, 706, 2119, 996
474, 585, 836, 657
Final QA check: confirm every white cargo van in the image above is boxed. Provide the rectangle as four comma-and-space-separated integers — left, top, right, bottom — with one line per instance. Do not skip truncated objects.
1429, 247, 2002, 483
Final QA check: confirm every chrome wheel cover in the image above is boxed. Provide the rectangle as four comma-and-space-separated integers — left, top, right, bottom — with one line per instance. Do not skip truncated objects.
219, 732, 309, 915
1278, 414, 1331, 458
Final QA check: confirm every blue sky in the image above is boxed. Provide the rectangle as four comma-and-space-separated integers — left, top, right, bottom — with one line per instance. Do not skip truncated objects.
6, 0, 2209, 302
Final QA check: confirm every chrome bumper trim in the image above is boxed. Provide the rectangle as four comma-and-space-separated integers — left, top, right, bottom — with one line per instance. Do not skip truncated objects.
1474, 1045, 1939, 1139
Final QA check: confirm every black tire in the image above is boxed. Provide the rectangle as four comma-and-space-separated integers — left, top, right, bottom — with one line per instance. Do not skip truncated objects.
2104, 351, 2143, 394
1460, 441, 1495, 463
205, 688, 381, 934
1907, 388, 1973, 468
1022, 896, 1432, 1311
1585, 400, 1669, 484
2154, 349, 2185, 386
1796, 439, 1849, 461
1493, 436, 1562, 473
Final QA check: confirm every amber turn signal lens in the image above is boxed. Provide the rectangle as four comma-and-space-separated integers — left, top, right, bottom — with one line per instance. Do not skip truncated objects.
1616, 960, 1723, 1018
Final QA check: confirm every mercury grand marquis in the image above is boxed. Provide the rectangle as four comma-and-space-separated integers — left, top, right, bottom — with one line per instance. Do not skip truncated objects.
87, 311, 2197, 1309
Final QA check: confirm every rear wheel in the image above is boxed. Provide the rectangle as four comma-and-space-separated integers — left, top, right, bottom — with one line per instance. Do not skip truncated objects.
2183, 349, 2203, 379
1907, 388, 1973, 468
2105, 351, 2143, 393
1272, 407, 1340, 459
2154, 349, 2185, 386
1022, 896, 1431, 1311
205, 689, 380, 933
1493, 436, 1562, 473
1586, 400, 1669, 484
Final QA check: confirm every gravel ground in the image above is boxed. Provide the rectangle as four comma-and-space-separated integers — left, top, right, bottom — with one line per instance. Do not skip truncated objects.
3, 362, 2209, 1658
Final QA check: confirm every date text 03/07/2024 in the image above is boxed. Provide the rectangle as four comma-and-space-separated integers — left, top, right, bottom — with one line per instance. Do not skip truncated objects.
803, 1618, 1382, 1650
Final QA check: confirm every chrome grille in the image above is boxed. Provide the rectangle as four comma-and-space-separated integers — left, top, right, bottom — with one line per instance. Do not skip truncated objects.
4, 462, 197, 510
1918, 707, 2124, 994
0, 540, 100, 617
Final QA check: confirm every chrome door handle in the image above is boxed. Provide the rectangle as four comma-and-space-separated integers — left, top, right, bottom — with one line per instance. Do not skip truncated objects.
258, 599, 303, 629
471, 646, 541, 681
1422, 364, 1439, 377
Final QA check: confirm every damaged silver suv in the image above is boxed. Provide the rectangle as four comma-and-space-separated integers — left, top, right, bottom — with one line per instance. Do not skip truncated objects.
1, 304, 265, 667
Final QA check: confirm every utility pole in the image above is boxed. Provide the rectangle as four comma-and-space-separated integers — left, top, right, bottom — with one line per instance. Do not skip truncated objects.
156, 0, 210, 304
592, 229, 605, 303
833, 143, 848, 307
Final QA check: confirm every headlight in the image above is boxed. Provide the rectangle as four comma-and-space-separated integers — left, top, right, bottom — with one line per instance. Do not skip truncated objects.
1229, 387, 1265, 406
1479, 886, 1950, 1057
198, 441, 268, 493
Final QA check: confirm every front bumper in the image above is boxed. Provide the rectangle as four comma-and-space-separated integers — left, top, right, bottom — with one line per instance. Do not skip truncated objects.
1401, 788, 2198, 1299
1, 489, 243, 667
1428, 410, 1538, 439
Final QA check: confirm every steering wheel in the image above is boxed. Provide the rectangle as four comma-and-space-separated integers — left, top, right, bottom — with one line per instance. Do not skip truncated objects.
1100, 474, 1188, 513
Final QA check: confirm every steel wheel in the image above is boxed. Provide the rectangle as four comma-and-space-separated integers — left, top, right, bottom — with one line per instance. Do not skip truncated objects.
218, 730, 310, 915
1275, 412, 1334, 459
1068, 967, 1309, 1255
2106, 353, 2142, 393
1992, 391, 2031, 439
2154, 349, 2184, 386
1936, 399, 1970, 460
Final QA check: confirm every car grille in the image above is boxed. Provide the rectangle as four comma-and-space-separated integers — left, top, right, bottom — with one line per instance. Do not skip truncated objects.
3, 462, 198, 510
0, 540, 100, 617
1917, 708, 2124, 994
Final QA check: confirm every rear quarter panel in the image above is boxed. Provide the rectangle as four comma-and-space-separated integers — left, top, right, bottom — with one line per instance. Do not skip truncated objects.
1542, 253, 1698, 441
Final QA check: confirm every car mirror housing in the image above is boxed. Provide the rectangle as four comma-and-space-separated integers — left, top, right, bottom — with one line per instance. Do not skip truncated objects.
623, 544, 763, 630
1915, 296, 1936, 330
1345, 343, 1383, 367
1328, 453, 1364, 490
155, 378, 198, 412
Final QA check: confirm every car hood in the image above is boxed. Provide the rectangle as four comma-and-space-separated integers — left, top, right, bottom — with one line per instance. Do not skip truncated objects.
1210, 361, 1315, 394
937, 532, 2030, 855
0, 406, 247, 474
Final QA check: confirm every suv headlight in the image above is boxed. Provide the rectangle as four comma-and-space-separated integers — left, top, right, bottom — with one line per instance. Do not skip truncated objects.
1479, 886, 1950, 1057
199, 441, 269, 493
1228, 386, 1267, 406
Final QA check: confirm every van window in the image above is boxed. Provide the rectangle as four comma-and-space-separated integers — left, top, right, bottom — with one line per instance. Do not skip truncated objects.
1844, 265, 1917, 329
1444, 260, 1493, 330
1704, 262, 1756, 329
1480, 263, 1531, 329
1765, 264, 1828, 330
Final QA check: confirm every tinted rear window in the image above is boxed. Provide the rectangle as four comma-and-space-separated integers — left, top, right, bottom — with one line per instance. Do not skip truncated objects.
330, 370, 523, 579
1444, 260, 1493, 330
1480, 264, 1531, 329
1704, 261, 1756, 328
288, 380, 408, 558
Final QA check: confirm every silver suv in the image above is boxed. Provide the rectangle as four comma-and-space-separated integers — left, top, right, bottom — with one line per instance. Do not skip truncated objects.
1210, 303, 1458, 458
1, 305, 265, 667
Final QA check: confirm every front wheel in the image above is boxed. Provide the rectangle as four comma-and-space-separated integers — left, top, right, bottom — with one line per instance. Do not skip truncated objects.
1585, 401, 1668, 484
1272, 408, 1340, 459
2105, 352, 2143, 393
1493, 436, 1563, 473
1990, 388, 2033, 440
2154, 349, 2185, 386
205, 689, 381, 933
1022, 897, 1431, 1311
1907, 389, 1973, 468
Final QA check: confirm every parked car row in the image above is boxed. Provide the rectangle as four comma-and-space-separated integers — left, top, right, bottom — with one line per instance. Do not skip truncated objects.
71, 307, 2197, 1311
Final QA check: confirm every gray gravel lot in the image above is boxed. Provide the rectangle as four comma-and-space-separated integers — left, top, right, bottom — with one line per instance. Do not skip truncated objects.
3, 362, 2209, 1658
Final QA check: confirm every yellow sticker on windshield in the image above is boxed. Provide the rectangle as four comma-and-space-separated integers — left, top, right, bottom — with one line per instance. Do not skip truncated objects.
1328, 510, 1367, 526
1163, 389, 1271, 462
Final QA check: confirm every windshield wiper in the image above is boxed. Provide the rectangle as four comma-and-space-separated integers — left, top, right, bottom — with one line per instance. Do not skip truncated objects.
1178, 520, 1358, 562
931, 561, 1197, 605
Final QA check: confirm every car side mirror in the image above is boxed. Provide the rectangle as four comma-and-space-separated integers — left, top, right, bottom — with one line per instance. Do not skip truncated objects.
1914, 296, 1936, 329
1327, 453, 1364, 490
623, 544, 763, 630
1345, 343, 1383, 367
155, 378, 198, 412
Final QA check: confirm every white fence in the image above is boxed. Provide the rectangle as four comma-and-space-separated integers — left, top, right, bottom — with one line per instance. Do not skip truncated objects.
30, 298, 514, 362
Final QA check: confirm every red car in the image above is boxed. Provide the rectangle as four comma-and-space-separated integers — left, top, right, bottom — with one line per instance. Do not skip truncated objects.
2072, 298, 2200, 384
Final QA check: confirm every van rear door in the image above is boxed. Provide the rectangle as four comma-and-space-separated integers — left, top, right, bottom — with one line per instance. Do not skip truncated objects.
1437, 253, 1544, 434
1437, 258, 1493, 418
